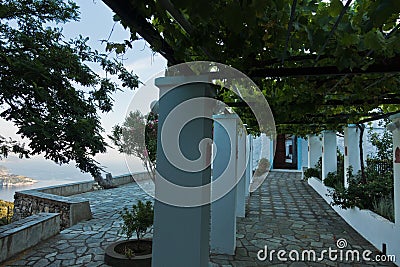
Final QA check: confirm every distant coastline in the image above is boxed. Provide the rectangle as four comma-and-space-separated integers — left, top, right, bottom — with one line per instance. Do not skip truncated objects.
0, 166, 37, 187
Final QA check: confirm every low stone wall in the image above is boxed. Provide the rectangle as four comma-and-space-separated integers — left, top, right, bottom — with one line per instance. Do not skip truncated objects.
0, 213, 60, 263
13, 191, 91, 230
13, 172, 149, 230
36, 173, 142, 196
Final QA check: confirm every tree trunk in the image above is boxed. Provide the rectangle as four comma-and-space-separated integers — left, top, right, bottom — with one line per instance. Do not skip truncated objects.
94, 173, 115, 189
357, 124, 366, 183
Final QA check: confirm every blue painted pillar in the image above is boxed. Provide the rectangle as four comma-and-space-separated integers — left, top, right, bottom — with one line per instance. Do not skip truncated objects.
270, 138, 274, 169
210, 114, 238, 255
246, 135, 253, 194
152, 76, 213, 267
236, 128, 247, 217
297, 137, 302, 170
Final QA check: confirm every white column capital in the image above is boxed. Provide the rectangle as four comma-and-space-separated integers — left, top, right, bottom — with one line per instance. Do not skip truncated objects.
213, 113, 239, 120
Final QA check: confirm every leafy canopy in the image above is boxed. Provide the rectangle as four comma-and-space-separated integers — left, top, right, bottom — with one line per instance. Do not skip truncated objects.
0, 0, 139, 176
107, 0, 400, 135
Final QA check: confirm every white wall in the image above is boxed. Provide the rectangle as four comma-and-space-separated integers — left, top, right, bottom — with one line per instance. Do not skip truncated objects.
308, 178, 399, 266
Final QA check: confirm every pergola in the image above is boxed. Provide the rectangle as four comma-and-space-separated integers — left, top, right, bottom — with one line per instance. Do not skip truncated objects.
101, 1, 400, 266
103, 0, 400, 133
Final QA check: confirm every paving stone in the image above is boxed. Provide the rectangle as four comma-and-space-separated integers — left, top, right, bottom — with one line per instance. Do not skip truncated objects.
85, 262, 103, 267
55, 252, 76, 260
47, 260, 62, 267
2, 174, 395, 267
76, 254, 92, 264
235, 247, 248, 257
209, 171, 396, 267
45, 252, 57, 259
254, 233, 269, 239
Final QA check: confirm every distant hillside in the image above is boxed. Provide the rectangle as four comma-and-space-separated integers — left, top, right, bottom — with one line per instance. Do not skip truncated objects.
0, 165, 37, 187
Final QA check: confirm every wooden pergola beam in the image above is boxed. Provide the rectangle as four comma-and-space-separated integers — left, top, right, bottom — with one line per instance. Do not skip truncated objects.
102, 0, 181, 65
246, 61, 400, 78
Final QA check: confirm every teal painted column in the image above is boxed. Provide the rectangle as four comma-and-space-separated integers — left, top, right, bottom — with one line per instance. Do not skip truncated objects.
236, 128, 247, 217
246, 135, 253, 195
270, 139, 274, 169
152, 76, 213, 267
210, 114, 238, 255
297, 137, 302, 170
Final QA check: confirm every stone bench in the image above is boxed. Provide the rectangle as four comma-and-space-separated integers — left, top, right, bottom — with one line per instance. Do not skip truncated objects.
13, 191, 92, 230
0, 213, 60, 263
12, 172, 150, 230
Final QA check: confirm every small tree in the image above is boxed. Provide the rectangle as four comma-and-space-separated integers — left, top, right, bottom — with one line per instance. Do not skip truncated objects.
0, 0, 140, 179
119, 200, 154, 251
368, 120, 393, 162
110, 111, 158, 181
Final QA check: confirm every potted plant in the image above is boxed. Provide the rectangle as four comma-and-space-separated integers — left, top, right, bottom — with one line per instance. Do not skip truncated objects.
105, 200, 154, 267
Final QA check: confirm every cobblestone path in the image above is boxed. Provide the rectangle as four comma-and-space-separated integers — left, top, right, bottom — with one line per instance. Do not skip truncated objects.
3, 182, 153, 267
209, 171, 395, 267
3, 172, 395, 266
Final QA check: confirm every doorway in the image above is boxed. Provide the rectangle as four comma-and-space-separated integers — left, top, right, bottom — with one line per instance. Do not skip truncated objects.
273, 134, 297, 169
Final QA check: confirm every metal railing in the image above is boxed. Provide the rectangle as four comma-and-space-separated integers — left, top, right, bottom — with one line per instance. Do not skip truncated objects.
366, 158, 393, 175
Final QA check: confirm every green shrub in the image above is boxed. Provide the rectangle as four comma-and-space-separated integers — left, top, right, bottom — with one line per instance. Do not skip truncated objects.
119, 200, 154, 250
328, 125, 395, 222
372, 197, 394, 222
303, 157, 322, 180
254, 158, 270, 176
0, 200, 13, 226
323, 170, 344, 188
328, 166, 394, 221
303, 167, 320, 179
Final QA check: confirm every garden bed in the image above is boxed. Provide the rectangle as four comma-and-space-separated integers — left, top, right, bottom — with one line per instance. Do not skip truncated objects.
308, 177, 399, 266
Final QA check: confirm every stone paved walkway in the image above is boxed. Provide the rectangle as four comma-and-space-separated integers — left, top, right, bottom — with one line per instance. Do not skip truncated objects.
210, 171, 395, 266
3, 182, 154, 267
2, 172, 396, 266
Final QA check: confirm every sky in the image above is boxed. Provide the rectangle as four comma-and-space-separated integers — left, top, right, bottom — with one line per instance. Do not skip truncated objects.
0, 0, 167, 177
63, 0, 167, 133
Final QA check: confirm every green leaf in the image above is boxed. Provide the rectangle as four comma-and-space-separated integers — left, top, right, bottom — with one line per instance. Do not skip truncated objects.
340, 32, 360, 47
371, 0, 400, 27
329, 0, 344, 17
363, 31, 382, 51
223, 4, 243, 34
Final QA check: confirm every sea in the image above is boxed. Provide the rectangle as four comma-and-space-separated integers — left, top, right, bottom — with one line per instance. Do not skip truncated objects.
0, 152, 144, 202
0, 129, 382, 202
